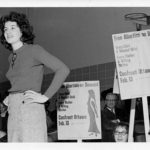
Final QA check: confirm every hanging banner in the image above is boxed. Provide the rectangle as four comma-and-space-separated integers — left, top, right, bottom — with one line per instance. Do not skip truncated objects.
57, 81, 101, 140
112, 29, 150, 100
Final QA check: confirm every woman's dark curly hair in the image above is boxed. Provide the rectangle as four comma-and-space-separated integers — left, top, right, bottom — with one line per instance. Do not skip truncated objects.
0, 11, 35, 51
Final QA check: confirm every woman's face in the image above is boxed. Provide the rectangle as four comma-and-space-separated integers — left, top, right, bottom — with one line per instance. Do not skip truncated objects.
114, 126, 128, 142
4, 21, 22, 45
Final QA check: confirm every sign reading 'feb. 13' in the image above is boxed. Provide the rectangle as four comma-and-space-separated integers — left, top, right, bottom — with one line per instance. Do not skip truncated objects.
57, 81, 101, 140
112, 29, 150, 99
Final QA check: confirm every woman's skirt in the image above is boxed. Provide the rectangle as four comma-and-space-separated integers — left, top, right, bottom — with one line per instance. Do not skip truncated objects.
7, 92, 47, 142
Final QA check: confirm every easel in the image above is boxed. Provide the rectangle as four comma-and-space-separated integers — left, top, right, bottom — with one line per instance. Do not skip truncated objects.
126, 17, 150, 142
113, 13, 150, 142
128, 97, 150, 142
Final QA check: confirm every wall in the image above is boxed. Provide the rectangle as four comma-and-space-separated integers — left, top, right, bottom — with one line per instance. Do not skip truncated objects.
0, 7, 150, 81
42, 61, 115, 110
29, 7, 150, 73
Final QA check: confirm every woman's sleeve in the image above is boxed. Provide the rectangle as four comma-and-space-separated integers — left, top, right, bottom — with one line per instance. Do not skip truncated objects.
31, 44, 70, 99
32, 45, 67, 72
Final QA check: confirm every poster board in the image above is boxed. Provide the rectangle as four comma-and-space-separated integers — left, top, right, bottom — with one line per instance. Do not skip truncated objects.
57, 81, 101, 140
112, 29, 150, 100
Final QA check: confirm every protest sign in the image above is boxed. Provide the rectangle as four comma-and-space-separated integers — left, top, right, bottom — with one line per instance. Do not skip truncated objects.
57, 81, 101, 140
112, 29, 150, 99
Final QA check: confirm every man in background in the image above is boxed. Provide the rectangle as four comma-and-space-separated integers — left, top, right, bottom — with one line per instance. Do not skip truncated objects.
101, 91, 128, 142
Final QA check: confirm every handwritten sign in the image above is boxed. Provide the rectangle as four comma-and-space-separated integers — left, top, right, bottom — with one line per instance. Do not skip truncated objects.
57, 81, 101, 140
112, 29, 150, 99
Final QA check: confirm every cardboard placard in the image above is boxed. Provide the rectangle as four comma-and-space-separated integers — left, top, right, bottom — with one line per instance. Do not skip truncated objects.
112, 29, 150, 99
57, 81, 101, 140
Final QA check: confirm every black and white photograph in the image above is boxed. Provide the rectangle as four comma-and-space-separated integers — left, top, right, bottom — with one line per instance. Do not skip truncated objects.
0, 0, 150, 150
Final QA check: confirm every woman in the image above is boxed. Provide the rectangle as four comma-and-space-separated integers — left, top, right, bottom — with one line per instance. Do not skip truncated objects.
0, 11, 70, 142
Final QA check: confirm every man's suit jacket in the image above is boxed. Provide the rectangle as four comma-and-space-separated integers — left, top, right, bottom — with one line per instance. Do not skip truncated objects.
101, 106, 127, 142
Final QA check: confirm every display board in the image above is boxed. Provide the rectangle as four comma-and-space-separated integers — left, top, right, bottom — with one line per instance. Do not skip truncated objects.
112, 29, 150, 99
57, 81, 101, 140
